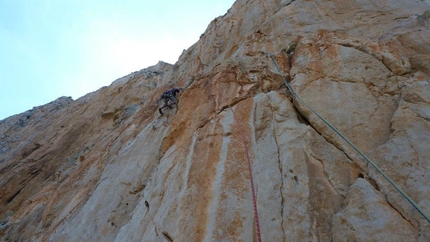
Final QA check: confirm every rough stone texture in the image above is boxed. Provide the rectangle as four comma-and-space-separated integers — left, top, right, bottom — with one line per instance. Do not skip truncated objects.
332, 178, 417, 242
1, 0, 430, 241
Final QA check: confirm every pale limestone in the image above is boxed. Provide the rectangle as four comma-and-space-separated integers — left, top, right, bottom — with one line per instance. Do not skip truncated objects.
332, 178, 417, 242
1, 0, 430, 241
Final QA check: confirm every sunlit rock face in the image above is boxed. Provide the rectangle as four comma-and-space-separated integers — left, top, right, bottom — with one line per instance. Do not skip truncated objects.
1, 1, 430, 241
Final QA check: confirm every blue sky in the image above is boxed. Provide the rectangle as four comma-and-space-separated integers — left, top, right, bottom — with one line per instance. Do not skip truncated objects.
0, 0, 235, 120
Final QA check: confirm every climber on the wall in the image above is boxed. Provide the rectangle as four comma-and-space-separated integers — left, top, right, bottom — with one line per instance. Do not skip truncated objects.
158, 87, 183, 115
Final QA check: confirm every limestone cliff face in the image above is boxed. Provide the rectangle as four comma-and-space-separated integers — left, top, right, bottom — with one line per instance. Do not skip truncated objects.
1, 0, 430, 241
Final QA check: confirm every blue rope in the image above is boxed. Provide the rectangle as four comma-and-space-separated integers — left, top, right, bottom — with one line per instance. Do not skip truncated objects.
270, 53, 430, 224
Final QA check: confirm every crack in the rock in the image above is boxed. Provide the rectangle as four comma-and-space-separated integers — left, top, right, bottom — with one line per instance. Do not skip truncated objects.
368, 97, 386, 120
274, 126, 287, 237
291, 101, 310, 125
308, 152, 345, 198
216, 95, 255, 116
411, 111, 430, 123
294, 102, 358, 164
290, 82, 387, 196
216, 98, 245, 115
334, 42, 398, 76
288, 59, 365, 169
195, 117, 213, 131
386, 196, 415, 227
285, 0, 296, 7
266, 94, 286, 241
303, 124, 379, 191
291, 71, 321, 93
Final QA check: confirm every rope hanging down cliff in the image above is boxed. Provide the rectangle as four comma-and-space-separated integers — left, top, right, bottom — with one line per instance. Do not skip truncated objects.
217, 88, 262, 242
270, 54, 430, 225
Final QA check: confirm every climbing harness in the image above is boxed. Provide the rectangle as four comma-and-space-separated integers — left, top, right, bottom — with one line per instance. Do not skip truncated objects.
270, 53, 430, 224
217, 88, 262, 242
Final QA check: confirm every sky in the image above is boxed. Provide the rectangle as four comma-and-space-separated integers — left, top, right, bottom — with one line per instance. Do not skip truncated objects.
0, 0, 236, 120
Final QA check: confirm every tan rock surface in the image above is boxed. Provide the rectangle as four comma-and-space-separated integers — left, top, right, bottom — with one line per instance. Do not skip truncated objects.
332, 178, 417, 241
1, 0, 430, 241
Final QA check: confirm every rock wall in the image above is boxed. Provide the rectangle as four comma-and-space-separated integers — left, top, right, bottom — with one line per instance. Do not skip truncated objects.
1, 0, 430, 241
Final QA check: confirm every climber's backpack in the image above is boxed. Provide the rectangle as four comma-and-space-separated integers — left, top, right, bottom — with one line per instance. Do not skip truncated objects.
161, 90, 173, 100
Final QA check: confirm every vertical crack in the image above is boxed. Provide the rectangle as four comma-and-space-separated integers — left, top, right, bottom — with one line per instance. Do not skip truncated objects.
272, 112, 286, 241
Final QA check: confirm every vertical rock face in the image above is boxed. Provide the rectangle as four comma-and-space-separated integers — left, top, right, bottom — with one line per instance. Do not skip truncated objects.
1, 1, 430, 241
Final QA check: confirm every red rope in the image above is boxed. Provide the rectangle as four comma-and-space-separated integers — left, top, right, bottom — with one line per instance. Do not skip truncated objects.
216, 84, 262, 241
229, 106, 262, 242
